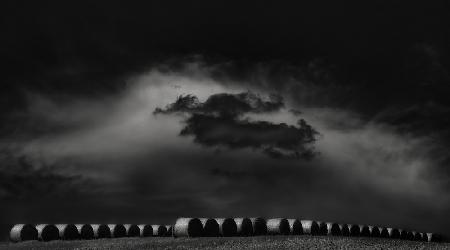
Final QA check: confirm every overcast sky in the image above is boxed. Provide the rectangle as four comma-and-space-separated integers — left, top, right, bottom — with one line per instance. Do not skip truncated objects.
1, 0, 450, 238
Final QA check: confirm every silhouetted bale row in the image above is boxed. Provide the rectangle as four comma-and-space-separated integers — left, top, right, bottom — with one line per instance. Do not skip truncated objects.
124, 224, 140, 237
287, 219, 303, 235
152, 225, 167, 236
174, 218, 203, 237
108, 224, 126, 238
200, 218, 220, 237
234, 218, 252, 236
92, 224, 111, 238
369, 226, 380, 237
76, 224, 94, 240
251, 217, 268, 236
56, 224, 79, 240
326, 223, 341, 236
267, 218, 290, 235
340, 224, 350, 236
10, 224, 38, 242
138, 224, 153, 237
165, 225, 173, 237
301, 220, 320, 235
216, 218, 237, 236
36, 224, 59, 241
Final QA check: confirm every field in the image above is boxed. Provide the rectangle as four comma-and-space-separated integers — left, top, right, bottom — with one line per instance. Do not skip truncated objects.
1, 236, 449, 250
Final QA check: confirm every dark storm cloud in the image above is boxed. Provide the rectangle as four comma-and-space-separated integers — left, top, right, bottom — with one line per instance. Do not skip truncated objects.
154, 92, 318, 159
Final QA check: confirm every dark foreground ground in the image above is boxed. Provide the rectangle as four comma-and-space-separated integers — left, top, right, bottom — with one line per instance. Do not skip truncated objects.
1, 236, 449, 250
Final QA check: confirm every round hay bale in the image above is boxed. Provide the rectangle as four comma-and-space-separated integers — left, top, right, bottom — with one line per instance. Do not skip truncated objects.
318, 222, 328, 235
399, 229, 408, 240
368, 226, 380, 237
165, 225, 173, 237
349, 224, 360, 236
406, 231, 414, 241
56, 224, 79, 240
152, 225, 167, 237
287, 219, 303, 235
200, 218, 220, 237
387, 228, 400, 238
380, 227, 389, 238
215, 218, 237, 237
266, 218, 290, 235
124, 224, 140, 237
9, 224, 38, 242
138, 224, 153, 237
108, 224, 126, 238
92, 224, 111, 238
250, 217, 267, 236
420, 232, 428, 241
173, 218, 203, 237
234, 218, 252, 236
326, 222, 341, 236
300, 220, 320, 235
359, 225, 370, 237
36, 224, 59, 241
339, 224, 350, 236
75, 224, 94, 240
412, 231, 422, 241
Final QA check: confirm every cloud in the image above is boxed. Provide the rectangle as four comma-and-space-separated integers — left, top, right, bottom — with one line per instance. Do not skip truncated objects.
154, 92, 319, 159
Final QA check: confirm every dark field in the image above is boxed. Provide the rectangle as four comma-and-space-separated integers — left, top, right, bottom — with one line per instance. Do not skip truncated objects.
1, 236, 449, 250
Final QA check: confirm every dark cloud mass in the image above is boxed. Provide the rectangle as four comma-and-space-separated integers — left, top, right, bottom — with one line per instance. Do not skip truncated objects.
155, 92, 318, 159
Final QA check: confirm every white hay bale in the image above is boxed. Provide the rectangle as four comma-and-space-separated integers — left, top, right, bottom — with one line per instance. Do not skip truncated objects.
9, 224, 38, 242
250, 217, 267, 236
349, 224, 360, 236
387, 228, 400, 238
266, 218, 290, 235
124, 224, 140, 237
200, 218, 220, 237
339, 224, 350, 236
55, 224, 79, 240
326, 222, 341, 236
91, 224, 111, 238
151, 225, 167, 236
300, 220, 320, 235
138, 224, 153, 237
75, 224, 94, 240
368, 226, 380, 237
287, 219, 303, 235
36, 224, 59, 241
234, 218, 252, 236
173, 218, 203, 237
359, 225, 370, 237
215, 218, 237, 237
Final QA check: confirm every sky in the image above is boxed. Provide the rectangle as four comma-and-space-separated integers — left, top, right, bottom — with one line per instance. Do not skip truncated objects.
1, 0, 450, 239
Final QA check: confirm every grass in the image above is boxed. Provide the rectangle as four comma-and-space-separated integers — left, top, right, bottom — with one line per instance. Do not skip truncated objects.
1, 235, 449, 250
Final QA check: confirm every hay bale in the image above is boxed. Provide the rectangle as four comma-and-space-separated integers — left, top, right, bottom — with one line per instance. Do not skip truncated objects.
108, 224, 126, 238
420, 232, 428, 241
399, 229, 408, 240
326, 222, 341, 236
406, 231, 414, 241
250, 217, 267, 236
234, 218, 252, 236
426, 233, 441, 242
9, 224, 38, 242
75, 224, 94, 240
412, 231, 422, 241
300, 220, 320, 235
318, 221, 328, 235
368, 226, 380, 237
339, 224, 350, 236
165, 225, 173, 237
266, 218, 290, 235
387, 228, 400, 238
215, 218, 237, 237
173, 218, 203, 237
287, 219, 303, 235
349, 224, 360, 236
359, 225, 370, 237
138, 224, 153, 237
36, 224, 59, 241
91, 224, 111, 238
200, 218, 220, 237
55, 224, 79, 240
151, 225, 167, 236
380, 227, 389, 238
124, 224, 140, 237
